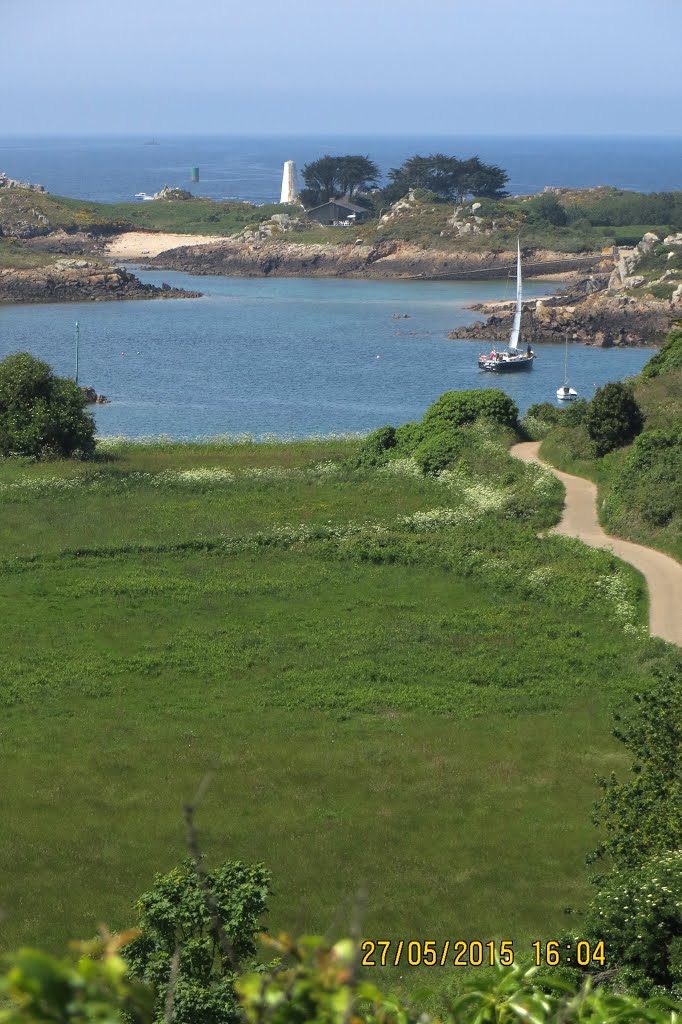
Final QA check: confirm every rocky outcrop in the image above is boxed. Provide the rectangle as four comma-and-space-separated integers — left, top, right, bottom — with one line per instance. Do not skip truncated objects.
449, 290, 672, 347
144, 239, 600, 280
0, 260, 201, 304
80, 386, 110, 405
0, 172, 45, 193
153, 185, 194, 200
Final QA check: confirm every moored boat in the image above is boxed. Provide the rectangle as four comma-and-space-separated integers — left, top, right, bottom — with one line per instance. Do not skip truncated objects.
478, 241, 535, 372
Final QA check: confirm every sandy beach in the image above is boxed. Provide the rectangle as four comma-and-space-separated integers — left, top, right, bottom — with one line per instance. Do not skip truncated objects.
104, 231, 228, 261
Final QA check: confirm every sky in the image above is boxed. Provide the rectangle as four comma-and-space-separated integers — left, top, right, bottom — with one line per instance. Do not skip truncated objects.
3, 0, 682, 135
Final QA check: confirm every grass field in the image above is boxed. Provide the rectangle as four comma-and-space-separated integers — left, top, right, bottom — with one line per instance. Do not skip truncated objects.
1, 432, 678, 992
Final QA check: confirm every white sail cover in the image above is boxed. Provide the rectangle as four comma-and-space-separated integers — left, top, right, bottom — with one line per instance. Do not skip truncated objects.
508, 240, 522, 351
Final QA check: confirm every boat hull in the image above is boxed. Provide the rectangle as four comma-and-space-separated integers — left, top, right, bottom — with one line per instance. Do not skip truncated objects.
479, 355, 535, 373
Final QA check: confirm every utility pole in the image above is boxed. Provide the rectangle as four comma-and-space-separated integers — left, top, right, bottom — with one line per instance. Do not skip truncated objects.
75, 321, 80, 385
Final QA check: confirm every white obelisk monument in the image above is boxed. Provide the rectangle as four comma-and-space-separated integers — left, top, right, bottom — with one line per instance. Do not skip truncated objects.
280, 160, 297, 203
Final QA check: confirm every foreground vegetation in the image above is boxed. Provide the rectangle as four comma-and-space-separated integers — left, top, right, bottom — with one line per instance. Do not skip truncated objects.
1, 347, 680, 1014
529, 328, 682, 560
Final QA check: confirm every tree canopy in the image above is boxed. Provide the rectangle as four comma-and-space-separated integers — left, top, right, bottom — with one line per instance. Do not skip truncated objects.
300, 155, 379, 208
585, 382, 644, 457
383, 153, 509, 204
0, 352, 95, 459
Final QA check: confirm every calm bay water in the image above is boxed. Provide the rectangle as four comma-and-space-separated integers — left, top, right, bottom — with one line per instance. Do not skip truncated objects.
0, 272, 654, 439
2, 134, 681, 203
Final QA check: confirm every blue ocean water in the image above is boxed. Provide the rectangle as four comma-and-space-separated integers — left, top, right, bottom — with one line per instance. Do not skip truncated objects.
0, 271, 654, 439
1, 134, 681, 204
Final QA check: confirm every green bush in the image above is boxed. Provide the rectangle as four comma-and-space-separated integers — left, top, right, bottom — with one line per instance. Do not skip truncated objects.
640, 328, 682, 380
584, 851, 682, 998
585, 382, 644, 457
393, 420, 424, 455
412, 430, 464, 474
421, 388, 519, 435
0, 353, 95, 460
124, 859, 270, 1024
562, 398, 589, 427
355, 425, 397, 466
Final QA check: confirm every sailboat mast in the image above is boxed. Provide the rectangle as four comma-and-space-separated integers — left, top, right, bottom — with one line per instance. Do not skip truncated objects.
508, 240, 523, 351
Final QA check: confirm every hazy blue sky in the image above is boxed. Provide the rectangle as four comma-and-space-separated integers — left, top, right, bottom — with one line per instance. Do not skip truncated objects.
4, 0, 681, 134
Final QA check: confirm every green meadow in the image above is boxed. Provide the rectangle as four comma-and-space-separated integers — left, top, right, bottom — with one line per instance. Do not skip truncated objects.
0, 428, 678, 989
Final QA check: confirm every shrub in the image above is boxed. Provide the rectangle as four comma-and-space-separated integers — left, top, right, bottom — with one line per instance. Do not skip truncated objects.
124, 859, 270, 1024
585, 382, 644, 457
583, 851, 682, 998
0, 352, 95, 459
355, 425, 397, 466
393, 420, 424, 455
640, 328, 682, 380
562, 397, 589, 426
413, 430, 464, 474
421, 388, 519, 436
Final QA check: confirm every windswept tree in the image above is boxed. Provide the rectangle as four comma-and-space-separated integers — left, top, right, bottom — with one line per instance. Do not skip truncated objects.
300, 155, 379, 207
383, 153, 509, 205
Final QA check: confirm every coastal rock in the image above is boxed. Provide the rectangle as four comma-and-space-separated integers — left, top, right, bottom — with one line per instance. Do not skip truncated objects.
153, 185, 194, 200
637, 232, 661, 256
663, 233, 682, 246
0, 263, 202, 304
0, 172, 45, 193
672, 284, 682, 312
80, 386, 111, 405
448, 289, 671, 347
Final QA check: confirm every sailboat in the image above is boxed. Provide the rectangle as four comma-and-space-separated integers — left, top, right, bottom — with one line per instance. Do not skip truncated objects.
556, 333, 578, 401
478, 241, 535, 372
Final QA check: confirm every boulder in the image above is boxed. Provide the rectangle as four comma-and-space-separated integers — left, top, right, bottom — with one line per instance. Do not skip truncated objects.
637, 232, 660, 256
672, 284, 682, 312
663, 233, 682, 246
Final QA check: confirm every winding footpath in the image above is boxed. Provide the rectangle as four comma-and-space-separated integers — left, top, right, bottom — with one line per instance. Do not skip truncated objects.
511, 441, 682, 647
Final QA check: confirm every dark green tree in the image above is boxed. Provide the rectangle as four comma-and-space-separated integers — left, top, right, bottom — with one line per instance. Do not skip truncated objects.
125, 859, 270, 1024
585, 382, 644, 457
525, 192, 568, 227
300, 155, 379, 207
0, 352, 95, 459
383, 154, 509, 204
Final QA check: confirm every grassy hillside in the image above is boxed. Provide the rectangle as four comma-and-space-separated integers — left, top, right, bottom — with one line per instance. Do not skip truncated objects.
2, 184, 681, 256
534, 328, 682, 561
2, 400, 679, 996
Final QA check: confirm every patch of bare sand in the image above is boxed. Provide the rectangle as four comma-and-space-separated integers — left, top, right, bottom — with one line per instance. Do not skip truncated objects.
104, 232, 229, 261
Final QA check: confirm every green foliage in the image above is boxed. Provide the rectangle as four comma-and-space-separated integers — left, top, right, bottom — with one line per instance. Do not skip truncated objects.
355, 425, 397, 466
640, 329, 682, 380
562, 398, 589, 427
585, 382, 644, 457
384, 153, 509, 204
0, 933, 153, 1024
590, 672, 682, 872
421, 389, 519, 436
583, 851, 682, 998
525, 192, 569, 227
412, 431, 463, 474
0, 353, 95, 460
124, 859, 270, 1024
605, 428, 682, 529
237, 934, 682, 1024
300, 155, 379, 207
3, 933, 681, 1024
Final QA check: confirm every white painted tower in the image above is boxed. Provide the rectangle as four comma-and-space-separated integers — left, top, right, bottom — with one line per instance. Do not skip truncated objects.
279, 160, 297, 204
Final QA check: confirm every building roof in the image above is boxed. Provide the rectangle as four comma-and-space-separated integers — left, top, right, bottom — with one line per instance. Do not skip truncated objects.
305, 197, 369, 215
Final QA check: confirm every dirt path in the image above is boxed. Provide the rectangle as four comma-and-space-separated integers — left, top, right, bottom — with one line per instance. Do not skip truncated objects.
512, 441, 682, 647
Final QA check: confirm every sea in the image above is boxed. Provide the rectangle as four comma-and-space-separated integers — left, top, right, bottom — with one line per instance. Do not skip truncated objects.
0, 134, 675, 438
2, 133, 681, 204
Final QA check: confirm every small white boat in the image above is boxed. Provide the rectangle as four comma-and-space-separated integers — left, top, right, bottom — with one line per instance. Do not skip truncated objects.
557, 334, 578, 400
134, 192, 154, 202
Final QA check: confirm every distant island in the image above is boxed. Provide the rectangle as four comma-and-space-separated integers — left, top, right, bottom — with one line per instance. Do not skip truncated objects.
1, 155, 680, 344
